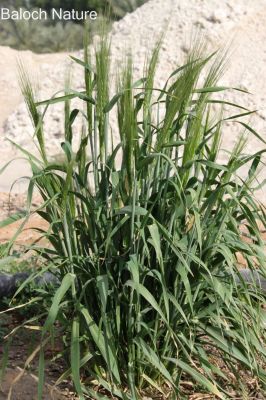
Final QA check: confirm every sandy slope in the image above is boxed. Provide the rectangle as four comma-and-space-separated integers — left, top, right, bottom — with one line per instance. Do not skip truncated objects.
0, 46, 67, 138
0, 0, 266, 198
0, 47, 68, 192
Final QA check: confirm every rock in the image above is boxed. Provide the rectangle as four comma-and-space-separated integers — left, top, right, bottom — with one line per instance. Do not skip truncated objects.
0, 271, 59, 299
0, 274, 16, 297
235, 269, 266, 292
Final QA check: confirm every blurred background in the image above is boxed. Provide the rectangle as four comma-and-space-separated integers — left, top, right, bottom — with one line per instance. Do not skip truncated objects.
0, 0, 148, 53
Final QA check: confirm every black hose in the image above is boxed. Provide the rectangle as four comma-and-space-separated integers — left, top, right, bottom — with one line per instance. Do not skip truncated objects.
0, 269, 266, 299
235, 269, 266, 292
0, 272, 59, 298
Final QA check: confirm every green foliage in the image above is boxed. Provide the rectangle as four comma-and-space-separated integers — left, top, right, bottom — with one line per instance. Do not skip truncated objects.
2, 33, 266, 398
108, 0, 147, 18
0, 6, 108, 53
3, 0, 147, 17
0, 1, 148, 53
1, 0, 106, 12
0, 17, 86, 53
32, 0, 106, 13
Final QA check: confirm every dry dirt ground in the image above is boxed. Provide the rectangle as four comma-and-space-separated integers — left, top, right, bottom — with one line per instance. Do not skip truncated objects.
0, 192, 66, 400
0, 369, 76, 400
0, 192, 48, 246
0, 312, 77, 400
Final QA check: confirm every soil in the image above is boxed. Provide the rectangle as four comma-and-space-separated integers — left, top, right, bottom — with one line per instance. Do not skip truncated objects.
0, 313, 77, 400
0, 192, 48, 246
0, 369, 75, 400
0, 317, 265, 400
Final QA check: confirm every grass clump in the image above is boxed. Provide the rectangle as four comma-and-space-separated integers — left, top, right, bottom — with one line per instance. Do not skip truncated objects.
2, 34, 266, 399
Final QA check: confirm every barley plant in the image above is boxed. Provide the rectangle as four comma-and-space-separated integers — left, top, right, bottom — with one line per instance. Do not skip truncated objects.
2, 33, 266, 399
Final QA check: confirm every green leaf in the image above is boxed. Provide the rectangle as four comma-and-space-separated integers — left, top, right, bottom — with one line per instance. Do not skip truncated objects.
80, 306, 121, 384
201, 325, 252, 367
103, 92, 122, 113
69, 109, 79, 125
71, 318, 84, 399
236, 121, 266, 145
0, 212, 27, 228
162, 140, 187, 148
36, 93, 79, 106
135, 338, 175, 387
126, 280, 167, 324
43, 273, 74, 333
70, 55, 93, 72
103, 78, 146, 113
115, 205, 148, 216
148, 224, 163, 264
165, 357, 224, 399
36, 91, 95, 107
194, 86, 249, 94
96, 275, 109, 312
194, 86, 230, 93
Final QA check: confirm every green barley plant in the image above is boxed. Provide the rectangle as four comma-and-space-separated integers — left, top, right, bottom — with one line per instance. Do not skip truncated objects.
2, 33, 266, 399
